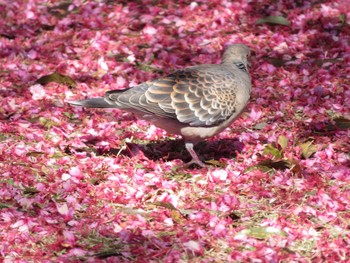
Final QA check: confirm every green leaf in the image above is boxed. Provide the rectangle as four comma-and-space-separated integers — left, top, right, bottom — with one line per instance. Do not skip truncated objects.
245, 159, 291, 173
258, 159, 291, 170
63, 112, 72, 118
205, 159, 226, 167
151, 202, 183, 223
277, 135, 288, 151
170, 210, 182, 223
6, 178, 15, 186
134, 163, 144, 169
256, 16, 290, 26
39, 117, 58, 128
119, 207, 148, 216
263, 144, 282, 159
339, 14, 346, 26
36, 72, 77, 88
151, 201, 177, 210
235, 227, 287, 239
300, 141, 317, 159
253, 122, 268, 130
245, 164, 274, 173
135, 62, 163, 73
0, 202, 11, 209
23, 186, 40, 196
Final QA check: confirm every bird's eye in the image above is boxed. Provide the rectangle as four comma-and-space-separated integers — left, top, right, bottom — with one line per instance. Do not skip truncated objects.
234, 62, 247, 72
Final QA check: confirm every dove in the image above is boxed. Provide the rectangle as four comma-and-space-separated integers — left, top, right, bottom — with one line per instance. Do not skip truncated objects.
70, 44, 251, 167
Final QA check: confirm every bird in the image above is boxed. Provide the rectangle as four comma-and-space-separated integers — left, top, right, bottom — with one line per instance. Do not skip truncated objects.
70, 44, 251, 167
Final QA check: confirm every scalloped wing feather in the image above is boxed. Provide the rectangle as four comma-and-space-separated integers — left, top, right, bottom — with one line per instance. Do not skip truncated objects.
105, 66, 240, 127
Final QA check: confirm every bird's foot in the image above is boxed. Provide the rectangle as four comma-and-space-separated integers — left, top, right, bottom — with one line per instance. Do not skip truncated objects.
184, 159, 206, 168
183, 142, 207, 168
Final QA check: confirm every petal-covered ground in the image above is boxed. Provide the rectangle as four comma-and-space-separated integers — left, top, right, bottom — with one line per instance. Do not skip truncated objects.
1, 0, 350, 262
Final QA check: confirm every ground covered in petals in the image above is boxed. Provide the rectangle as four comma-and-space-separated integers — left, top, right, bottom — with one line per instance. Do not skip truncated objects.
1, 0, 350, 262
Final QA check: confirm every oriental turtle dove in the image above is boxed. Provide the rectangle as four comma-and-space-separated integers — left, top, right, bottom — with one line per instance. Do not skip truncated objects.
70, 44, 252, 167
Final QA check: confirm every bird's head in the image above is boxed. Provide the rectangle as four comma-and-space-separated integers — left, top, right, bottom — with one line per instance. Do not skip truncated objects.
222, 44, 251, 68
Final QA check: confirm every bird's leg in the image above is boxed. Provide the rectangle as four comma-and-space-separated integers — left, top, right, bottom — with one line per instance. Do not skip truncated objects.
184, 142, 206, 168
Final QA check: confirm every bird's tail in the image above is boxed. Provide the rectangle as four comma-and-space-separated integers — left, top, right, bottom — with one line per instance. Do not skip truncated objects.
69, 98, 116, 108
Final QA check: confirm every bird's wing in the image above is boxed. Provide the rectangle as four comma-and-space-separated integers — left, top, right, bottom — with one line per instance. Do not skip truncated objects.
106, 67, 239, 127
